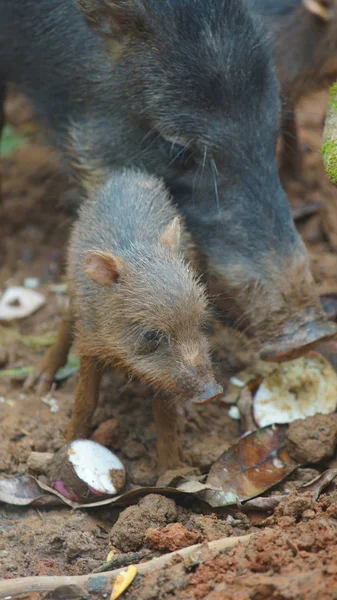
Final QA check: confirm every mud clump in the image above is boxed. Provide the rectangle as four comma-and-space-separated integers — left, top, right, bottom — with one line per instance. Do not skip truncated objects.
110, 494, 178, 552
181, 513, 242, 541
145, 523, 201, 552
286, 413, 337, 463
272, 493, 316, 525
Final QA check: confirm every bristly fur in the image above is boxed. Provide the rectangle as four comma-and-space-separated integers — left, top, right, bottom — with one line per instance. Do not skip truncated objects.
68, 169, 217, 396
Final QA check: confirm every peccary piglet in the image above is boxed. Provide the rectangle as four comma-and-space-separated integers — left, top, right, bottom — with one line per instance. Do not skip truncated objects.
30, 170, 222, 474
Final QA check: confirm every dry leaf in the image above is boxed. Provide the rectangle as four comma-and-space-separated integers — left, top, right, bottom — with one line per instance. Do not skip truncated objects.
202, 425, 298, 507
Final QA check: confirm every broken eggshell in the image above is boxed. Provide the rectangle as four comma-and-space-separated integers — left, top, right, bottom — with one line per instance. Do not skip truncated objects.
47, 440, 125, 503
253, 352, 337, 427
0, 286, 45, 321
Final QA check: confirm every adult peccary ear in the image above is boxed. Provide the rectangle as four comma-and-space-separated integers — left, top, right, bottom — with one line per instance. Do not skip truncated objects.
159, 217, 181, 256
77, 0, 146, 39
303, 0, 335, 20
83, 251, 126, 286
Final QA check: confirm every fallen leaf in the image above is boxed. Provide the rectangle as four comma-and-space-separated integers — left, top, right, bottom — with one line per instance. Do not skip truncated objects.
239, 468, 337, 513
0, 366, 34, 381
0, 474, 59, 507
110, 566, 137, 600
55, 354, 80, 382
107, 550, 116, 563
300, 467, 337, 500
239, 495, 287, 512
201, 425, 298, 508
21, 332, 57, 348
0, 355, 79, 383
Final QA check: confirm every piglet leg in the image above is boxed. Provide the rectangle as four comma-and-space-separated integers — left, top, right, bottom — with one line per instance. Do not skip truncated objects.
24, 310, 74, 396
66, 355, 103, 441
152, 396, 183, 475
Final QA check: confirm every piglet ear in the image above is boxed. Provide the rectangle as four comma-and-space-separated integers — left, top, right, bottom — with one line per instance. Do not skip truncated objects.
303, 0, 334, 20
83, 251, 125, 286
77, 0, 146, 40
159, 217, 182, 256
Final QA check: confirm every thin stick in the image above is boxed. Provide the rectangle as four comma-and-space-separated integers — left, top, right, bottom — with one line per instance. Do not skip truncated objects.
0, 533, 252, 598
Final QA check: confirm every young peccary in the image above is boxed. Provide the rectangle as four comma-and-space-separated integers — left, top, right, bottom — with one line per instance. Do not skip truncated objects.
27, 170, 222, 474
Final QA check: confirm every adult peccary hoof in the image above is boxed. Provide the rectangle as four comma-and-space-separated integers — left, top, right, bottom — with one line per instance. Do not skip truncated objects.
260, 320, 337, 362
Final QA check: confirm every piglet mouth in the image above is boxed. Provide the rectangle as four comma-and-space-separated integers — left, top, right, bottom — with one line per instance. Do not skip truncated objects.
191, 382, 223, 405
260, 319, 337, 363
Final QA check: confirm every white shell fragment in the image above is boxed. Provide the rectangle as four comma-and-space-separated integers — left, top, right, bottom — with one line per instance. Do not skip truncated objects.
68, 440, 125, 495
254, 352, 337, 427
24, 277, 40, 290
228, 405, 241, 420
0, 286, 45, 321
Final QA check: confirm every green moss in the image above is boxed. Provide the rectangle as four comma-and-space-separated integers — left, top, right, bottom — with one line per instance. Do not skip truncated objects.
0, 125, 26, 157
322, 139, 337, 184
329, 82, 337, 113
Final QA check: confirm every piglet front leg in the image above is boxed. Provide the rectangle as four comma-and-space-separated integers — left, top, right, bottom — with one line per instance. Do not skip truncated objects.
66, 355, 103, 442
152, 396, 184, 477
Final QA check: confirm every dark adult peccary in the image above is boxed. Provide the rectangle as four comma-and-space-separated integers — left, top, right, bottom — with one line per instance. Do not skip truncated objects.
247, 0, 337, 182
26, 169, 222, 473
0, 0, 335, 364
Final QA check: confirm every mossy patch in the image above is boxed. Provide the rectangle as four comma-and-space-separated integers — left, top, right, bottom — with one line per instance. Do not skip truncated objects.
322, 139, 337, 184
329, 83, 337, 113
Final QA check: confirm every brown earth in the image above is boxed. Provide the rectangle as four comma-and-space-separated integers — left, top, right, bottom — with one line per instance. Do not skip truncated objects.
1, 90, 337, 599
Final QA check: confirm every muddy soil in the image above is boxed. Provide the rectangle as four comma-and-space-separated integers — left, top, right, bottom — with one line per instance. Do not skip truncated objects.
1, 90, 337, 599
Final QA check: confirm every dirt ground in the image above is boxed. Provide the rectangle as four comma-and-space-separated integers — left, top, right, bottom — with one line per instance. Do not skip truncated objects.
1, 90, 337, 599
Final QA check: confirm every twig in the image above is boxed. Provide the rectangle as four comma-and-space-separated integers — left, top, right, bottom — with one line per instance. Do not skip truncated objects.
0, 533, 252, 598
92, 549, 152, 573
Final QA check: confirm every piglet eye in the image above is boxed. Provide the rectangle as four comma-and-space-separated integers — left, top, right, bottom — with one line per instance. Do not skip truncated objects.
139, 329, 162, 354
144, 330, 159, 343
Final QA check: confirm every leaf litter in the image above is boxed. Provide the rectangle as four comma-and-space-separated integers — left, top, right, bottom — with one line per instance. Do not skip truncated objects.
0, 425, 300, 510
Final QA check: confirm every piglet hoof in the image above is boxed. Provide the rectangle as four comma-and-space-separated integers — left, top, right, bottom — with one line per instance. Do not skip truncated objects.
24, 363, 57, 397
